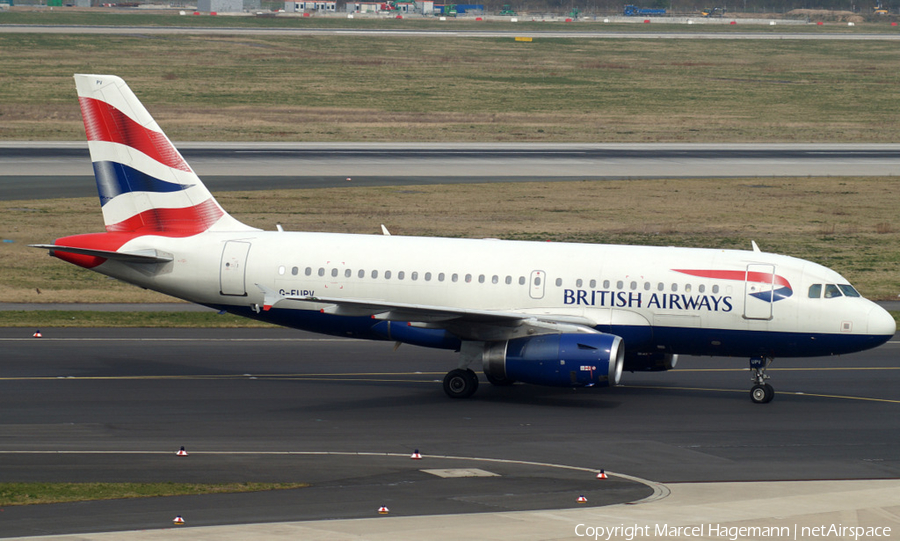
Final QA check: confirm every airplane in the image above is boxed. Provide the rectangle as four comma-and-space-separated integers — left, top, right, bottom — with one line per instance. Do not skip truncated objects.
32, 74, 896, 404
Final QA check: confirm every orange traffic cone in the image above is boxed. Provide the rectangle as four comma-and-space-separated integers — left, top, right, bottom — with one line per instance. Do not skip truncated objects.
33, 330, 42, 338
596, 469, 607, 480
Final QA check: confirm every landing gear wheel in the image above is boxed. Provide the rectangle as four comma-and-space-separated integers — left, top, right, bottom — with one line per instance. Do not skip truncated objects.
750, 383, 775, 404
748, 356, 775, 404
443, 368, 479, 399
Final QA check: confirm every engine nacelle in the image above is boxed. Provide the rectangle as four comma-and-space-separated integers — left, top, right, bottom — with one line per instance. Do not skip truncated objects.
483, 333, 624, 388
623, 351, 678, 372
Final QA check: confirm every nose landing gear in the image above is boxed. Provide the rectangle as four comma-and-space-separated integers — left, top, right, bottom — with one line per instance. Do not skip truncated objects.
749, 356, 774, 404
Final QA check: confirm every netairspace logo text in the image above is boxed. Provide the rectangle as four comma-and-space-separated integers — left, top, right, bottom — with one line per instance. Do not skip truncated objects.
574, 523, 892, 541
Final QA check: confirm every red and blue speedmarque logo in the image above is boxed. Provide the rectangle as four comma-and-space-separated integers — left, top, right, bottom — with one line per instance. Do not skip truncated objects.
674, 269, 793, 302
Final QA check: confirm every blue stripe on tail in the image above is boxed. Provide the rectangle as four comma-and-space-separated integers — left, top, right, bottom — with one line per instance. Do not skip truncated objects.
93, 161, 193, 206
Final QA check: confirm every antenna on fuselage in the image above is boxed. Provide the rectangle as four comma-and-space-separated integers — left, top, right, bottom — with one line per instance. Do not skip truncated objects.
751, 240, 761, 253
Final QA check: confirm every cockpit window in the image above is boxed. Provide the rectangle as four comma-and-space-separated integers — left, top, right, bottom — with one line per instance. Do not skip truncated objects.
838, 284, 861, 298
808, 284, 822, 298
824, 284, 843, 298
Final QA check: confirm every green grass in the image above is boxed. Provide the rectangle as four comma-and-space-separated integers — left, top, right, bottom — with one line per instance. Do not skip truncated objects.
4, 178, 899, 303
0, 311, 279, 327
0, 482, 307, 506
2, 34, 900, 142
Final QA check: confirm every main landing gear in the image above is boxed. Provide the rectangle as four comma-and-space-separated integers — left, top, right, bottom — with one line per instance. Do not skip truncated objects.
749, 356, 774, 404
443, 368, 479, 398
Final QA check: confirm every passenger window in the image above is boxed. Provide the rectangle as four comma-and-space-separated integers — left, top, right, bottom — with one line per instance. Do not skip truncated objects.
616, 280, 623, 290
603, 280, 610, 289
838, 284, 861, 297
305, 267, 312, 276
556, 278, 563, 287
657, 282, 664, 291
438, 273, 445, 282
452, 274, 459, 283
478, 274, 485, 284
630, 281, 637, 290
398, 271, 405, 280
519, 276, 526, 285
589, 279, 596, 288
465, 274, 472, 283
685, 284, 692, 293
699, 284, 705, 293
712, 285, 719, 294
278, 266, 285, 275
824, 284, 842, 298
358, 269, 365, 278
808, 284, 822, 298
425, 272, 431, 281
318, 268, 325, 277
505, 276, 512, 285
345, 269, 352, 278
492, 275, 499, 284
385, 270, 392, 279
411, 272, 418, 281
291, 266, 299, 276
644, 282, 651, 291
576, 279, 583, 288
371, 270, 378, 279
671, 283, 678, 292
331, 268, 338, 277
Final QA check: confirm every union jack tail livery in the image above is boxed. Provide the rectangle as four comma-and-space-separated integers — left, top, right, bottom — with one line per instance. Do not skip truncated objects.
75, 74, 251, 235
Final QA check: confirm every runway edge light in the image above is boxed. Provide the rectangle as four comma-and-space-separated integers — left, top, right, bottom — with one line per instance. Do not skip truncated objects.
173, 515, 185, 525
33, 330, 42, 338
577, 495, 588, 503
378, 506, 390, 515
410, 449, 422, 460
596, 469, 607, 480
176, 446, 188, 456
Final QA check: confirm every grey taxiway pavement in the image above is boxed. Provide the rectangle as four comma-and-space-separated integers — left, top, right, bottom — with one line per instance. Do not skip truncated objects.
3, 143, 900, 201
3, 25, 900, 41
1, 327, 899, 538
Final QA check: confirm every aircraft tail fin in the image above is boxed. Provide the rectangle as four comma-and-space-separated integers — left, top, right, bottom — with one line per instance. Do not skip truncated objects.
74, 74, 256, 235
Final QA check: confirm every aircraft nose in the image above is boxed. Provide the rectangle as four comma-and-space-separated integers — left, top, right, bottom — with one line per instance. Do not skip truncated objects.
868, 304, 897, 337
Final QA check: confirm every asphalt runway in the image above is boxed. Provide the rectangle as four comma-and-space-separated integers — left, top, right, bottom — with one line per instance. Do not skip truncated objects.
3, 143, 900, 200
1, 327, 898, 537
2, 25, 900, 41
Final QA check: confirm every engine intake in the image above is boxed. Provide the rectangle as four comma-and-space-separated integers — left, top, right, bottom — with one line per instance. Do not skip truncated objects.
483, 333, 624, 388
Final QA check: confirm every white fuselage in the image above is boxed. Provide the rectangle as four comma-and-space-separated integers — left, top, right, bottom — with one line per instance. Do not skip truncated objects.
91, 230, 894, 359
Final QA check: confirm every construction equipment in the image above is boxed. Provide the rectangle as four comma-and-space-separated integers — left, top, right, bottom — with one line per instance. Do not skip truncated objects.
499, 4, 516, 15
874, 0, 888, 15
701, 6, 726, 17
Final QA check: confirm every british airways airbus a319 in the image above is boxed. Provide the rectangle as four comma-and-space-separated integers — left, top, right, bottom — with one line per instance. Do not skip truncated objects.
32, 75, 896, 404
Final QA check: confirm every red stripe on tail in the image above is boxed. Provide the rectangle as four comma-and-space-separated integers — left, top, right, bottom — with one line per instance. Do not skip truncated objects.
105, 198, 224, 235
79, 97, 191, 173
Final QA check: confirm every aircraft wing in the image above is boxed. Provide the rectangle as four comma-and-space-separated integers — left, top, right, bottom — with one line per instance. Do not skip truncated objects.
255, 284, 600, 341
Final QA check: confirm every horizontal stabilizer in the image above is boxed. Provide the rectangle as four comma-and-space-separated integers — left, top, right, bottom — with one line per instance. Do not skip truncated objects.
29, 244, 173, 264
